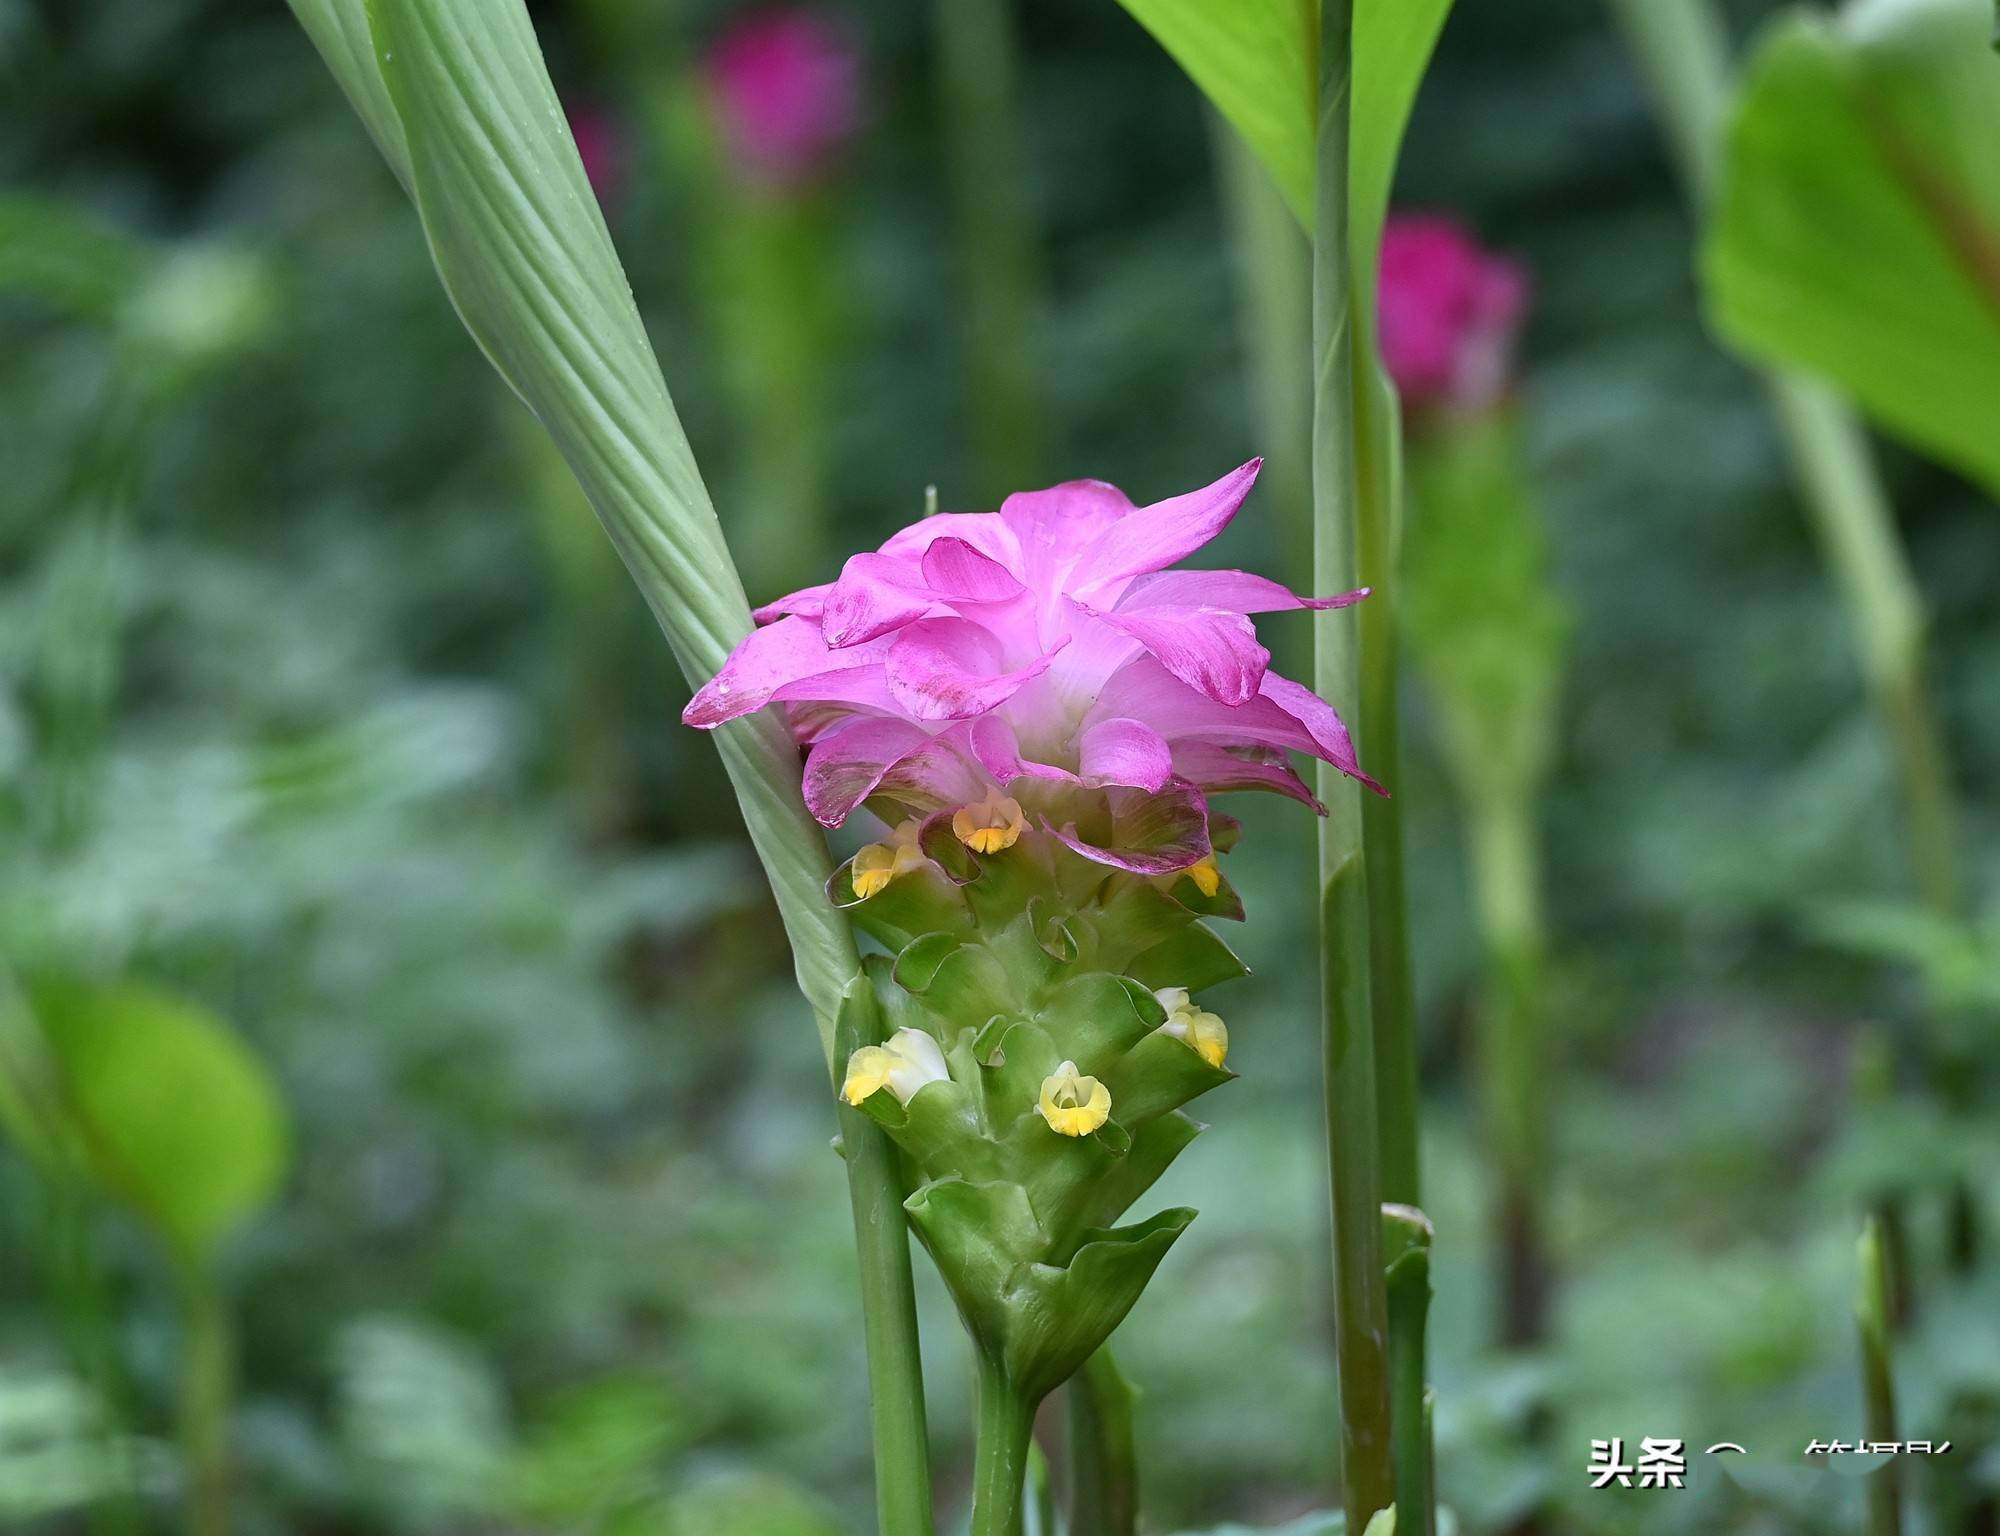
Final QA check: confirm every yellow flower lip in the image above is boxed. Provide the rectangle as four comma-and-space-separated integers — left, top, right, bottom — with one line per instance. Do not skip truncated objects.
951, 788, 1026, 855
1037, 1059, 1112, 1136
840, 1028, 950, 1106
850, 818, 928, 899
1154, 986, 1229, 1069
1185, 854, 1222, 898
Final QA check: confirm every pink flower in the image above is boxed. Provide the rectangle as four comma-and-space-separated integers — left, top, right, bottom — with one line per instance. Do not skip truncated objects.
704, 9, 861, 192
684, 462, 1381, 875
1377, 214, 1529, 416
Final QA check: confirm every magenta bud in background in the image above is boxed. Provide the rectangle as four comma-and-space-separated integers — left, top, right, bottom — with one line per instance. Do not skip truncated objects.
1377, 213, 1529, 417
704, 8, 862, 192
567, 105, 624, 210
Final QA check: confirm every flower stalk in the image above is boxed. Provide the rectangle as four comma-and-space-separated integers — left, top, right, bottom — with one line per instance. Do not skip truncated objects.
1314, 0, 1397, 1524
1068, 1349, 1140, 1536
1858, 1217, 1904, 1536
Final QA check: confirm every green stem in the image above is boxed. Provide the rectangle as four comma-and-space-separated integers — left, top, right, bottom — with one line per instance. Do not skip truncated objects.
1858, 1218, 1904, 1536
177, 1276, 232, 1536
1606, 0, 1962, 923
1384, 1206, 1436, 1536
840, 1114, 936, 1536
1213, 117, 1314, 671
1467, 800, 1552, 1345
1313, 0, 1396, 1526
1067, 1349, 1139, 1536
1355, 360, 1421, 1211
970, 1353, 1036, 1536
931, 0, 1046, 497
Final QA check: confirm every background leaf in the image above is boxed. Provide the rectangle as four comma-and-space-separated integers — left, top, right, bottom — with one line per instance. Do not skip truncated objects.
1111, 0, 1453, 301
1703, 0, 2000, 497
15, 980, 289, 1266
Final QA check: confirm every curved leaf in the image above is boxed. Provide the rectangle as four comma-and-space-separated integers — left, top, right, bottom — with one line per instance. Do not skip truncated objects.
18, 981, 289, 1266
1704, 0, 2000, 497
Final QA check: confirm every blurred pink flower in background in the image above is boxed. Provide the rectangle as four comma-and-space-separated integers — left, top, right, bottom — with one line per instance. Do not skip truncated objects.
1377, 214, 1529, 416
568, 105, 624, 209
704, 8, 862, 192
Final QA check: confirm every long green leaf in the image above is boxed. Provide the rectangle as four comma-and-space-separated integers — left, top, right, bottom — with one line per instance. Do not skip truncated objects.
1703, 0, 2000, 499
286, 0, 859, 1052
1111, 0, 1453, 298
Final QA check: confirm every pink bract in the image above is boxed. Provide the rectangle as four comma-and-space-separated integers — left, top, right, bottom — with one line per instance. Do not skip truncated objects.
684, 462, 1382, 875
704, 8, 861, 192
1378, 213, 1529, 416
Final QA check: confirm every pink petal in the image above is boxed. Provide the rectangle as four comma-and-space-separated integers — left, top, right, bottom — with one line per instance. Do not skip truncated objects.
1077, 717, 1174, 792
884, 618, 1065, 721
1091, 658, 1383, 794
1171, 741, 1326, 812
1049, 782, 1213, 875
1000, 480, 1135, 589
920, 536, 1026, 603
751, 580, 833, 624
820, 552, 940, 647
1257, 672, 1385, 795
801, 718, 934, 825
683, 616, 886, 728
965, 716, 1079, 788
1072, 460, 1261, 597
868, 724, 992, 818
1085, 602, 1270, 707
880, 511, 1020, 569
1117, 569, 1369, 615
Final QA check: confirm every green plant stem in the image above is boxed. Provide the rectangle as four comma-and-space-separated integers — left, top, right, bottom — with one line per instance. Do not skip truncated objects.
838, 985, 936, 1536
1355, 359, 1421, 1211
1606, 0, 1962, 923
1858, 1218, 1904, 1536
1384, 1206, 1436, 1536
1313, 0, 1396, 1526
932, 0, 1046, 497
1213, 116, 1313, 667
970, 1353, 1036, 1536
177, 1276, 232, 1536
1467, 798, 1552, 1345
1067, 1349, 1139, 1536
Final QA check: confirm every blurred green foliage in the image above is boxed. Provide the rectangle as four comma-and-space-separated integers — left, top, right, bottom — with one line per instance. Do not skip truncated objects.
2, 0, 1998, 1532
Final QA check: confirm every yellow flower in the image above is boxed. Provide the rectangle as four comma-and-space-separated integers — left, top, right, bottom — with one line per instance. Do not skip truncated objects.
951, 788, 1026, 855
840, 1027, 950, 1106
1153, 986, 1229, 1069
850, 818, 928, 899
1036, 1059, 1112, 1136
1185, 854, 1222, 898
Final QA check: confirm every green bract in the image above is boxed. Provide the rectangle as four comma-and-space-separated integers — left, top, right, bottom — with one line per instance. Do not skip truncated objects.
834, 824, 1246, 1403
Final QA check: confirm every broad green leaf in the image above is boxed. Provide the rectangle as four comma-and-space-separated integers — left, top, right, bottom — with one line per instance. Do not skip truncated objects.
15, 981, 289, 1266
287, 0, 860, 1055
1113, 0, 1454, 298
1111, 0, 1315, 226
1704, 0, 2000, 498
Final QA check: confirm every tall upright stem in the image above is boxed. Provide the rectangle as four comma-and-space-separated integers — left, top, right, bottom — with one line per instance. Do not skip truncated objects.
1313, 0, 1396, 1525
1355, 360, 1421, 1210
1213, 120, 1314, 672
1067, 1349, 1139, 1536
969, 1353, 1035, 1536
932, 0, 1046, 498
1606, 0, 1962, 921
1858, 1218, 1904, 1536
177, 1277, 232, 1536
